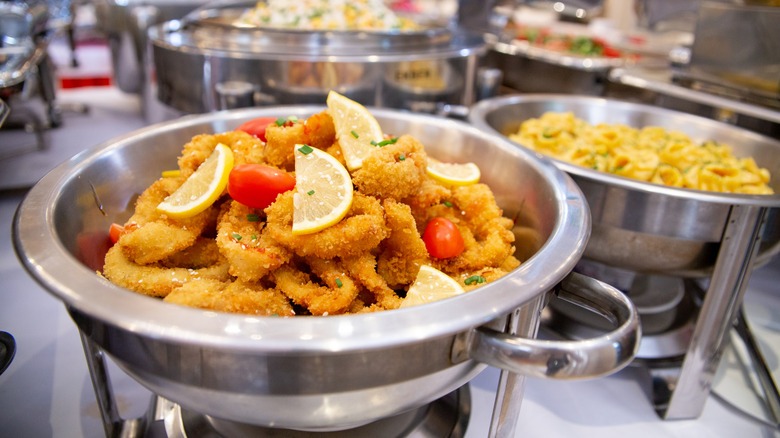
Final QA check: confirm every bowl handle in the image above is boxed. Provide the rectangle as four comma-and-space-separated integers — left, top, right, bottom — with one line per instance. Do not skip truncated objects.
468, 271, 641, 379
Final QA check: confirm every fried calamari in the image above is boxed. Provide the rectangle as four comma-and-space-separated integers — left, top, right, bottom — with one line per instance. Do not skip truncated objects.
102, 110, 528, 316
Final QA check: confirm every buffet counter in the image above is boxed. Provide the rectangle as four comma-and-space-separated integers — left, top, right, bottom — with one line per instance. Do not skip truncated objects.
0, 85, 778, 437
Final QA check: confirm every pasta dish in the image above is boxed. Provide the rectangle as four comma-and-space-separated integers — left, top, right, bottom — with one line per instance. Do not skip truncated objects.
509, 112, 773, 194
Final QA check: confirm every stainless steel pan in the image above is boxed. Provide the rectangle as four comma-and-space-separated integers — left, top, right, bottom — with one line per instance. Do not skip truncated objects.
13, 106, 638, 432
469, 95, 780, 276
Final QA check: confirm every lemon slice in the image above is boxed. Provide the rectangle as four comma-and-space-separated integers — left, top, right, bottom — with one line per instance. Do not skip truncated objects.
292, 144, 354, 235
400, 265, 465, 308
326, 90, 384, 171
157, 143, 234, 218
426, 159, 481, 186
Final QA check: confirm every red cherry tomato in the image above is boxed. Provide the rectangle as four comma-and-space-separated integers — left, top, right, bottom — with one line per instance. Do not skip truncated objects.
228, 164, 296, 209
109, 223, 125, 245
602, 46, 622, 58
236, 117, 278, 142
422, 217, 464, 259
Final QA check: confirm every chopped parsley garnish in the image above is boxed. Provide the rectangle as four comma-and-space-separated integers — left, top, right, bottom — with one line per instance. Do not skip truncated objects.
307, 190, 315, 195
351, 130, 359, 138
335, 278, 343, 288
443, 201, 452, 207
370, 137, 398, 147
464, 275, 486, 285
246, 214, 261, 222
232, 233, 242, 241
298, 144, 314, 154
275, 115, 299, 126
398, 154, 405, 161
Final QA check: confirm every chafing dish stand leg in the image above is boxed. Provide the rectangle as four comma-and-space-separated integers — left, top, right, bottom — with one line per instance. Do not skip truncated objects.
79, 329, 163, 437
489, 294, 546, 437
651, 204, 768, 420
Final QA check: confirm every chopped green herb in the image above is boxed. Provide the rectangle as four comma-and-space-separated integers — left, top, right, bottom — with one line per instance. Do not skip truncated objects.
287, 115, 299, 123
246, 214, 261, 222
372, 137, 398, 147
298, 144, 314, 154
464, 275, 486, 285
307, 190, 315, 196
335, 278, 343, 288
232, 233, 242, 241
443, 201, 452, 207
275, 116, 287, 126
351, 130, 359, 138
251, 235, 257, 240
398, 154, 405, 161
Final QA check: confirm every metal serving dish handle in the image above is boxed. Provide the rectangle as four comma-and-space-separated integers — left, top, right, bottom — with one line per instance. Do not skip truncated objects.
464, 271, 639, 437
468, 271, 639, 379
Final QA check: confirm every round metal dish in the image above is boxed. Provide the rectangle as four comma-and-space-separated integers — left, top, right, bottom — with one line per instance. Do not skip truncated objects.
148, 1, 486, 113
13, 106, 638, 431
468, 94, 780, 276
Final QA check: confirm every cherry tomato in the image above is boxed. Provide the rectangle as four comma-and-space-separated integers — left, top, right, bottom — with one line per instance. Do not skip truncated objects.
602, 46, 622, 58
422, 217, 464, 259
236, 117, 278, 142
109, 223, 125, 245
228, 164, 296, 209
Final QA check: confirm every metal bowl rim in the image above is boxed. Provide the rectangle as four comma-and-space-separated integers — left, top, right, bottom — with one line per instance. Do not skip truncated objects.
148, 20, 487, 61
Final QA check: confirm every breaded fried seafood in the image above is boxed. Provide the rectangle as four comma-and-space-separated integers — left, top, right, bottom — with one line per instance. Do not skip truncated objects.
102, 107, 528, 316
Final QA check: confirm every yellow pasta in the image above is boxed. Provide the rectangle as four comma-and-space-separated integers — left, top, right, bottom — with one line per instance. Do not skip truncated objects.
508, 112, 773, 194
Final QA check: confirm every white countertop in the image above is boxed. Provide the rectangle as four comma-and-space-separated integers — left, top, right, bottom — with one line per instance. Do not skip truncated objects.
1, 86, 778, 438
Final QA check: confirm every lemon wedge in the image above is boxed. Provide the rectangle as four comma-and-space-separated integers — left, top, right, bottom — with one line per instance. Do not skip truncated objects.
400, 265, 465, 308
157, 143, 234, 218
426, 159, 481, 186
326, 90, 384, 171
292, 144, 354, 235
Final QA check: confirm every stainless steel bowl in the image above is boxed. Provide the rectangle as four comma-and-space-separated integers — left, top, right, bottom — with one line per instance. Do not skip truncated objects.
469, 94, 780, 276
94, 0, 208, 94
13, 106, 638, 431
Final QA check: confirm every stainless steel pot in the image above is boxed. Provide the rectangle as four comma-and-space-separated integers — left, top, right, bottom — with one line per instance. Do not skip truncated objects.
468, 94, 780, 277
484, 31, 631, 96
94, 0, 208, 94
13, 106, 639, 432
147, 1, 486, 114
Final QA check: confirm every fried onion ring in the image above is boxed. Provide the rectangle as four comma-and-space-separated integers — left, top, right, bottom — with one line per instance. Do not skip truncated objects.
352, 135, 427, 200
272, 258, 358, 315
164, 278, 295, 316
102, 244, 230, 298
265, 191, 390, 259
342, 254, 403, 310
117, 178, 215, 265
376, 198, 430, 288
178, 131, 265, 179
264, 111, 336, 170
216, 201, 292, 281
